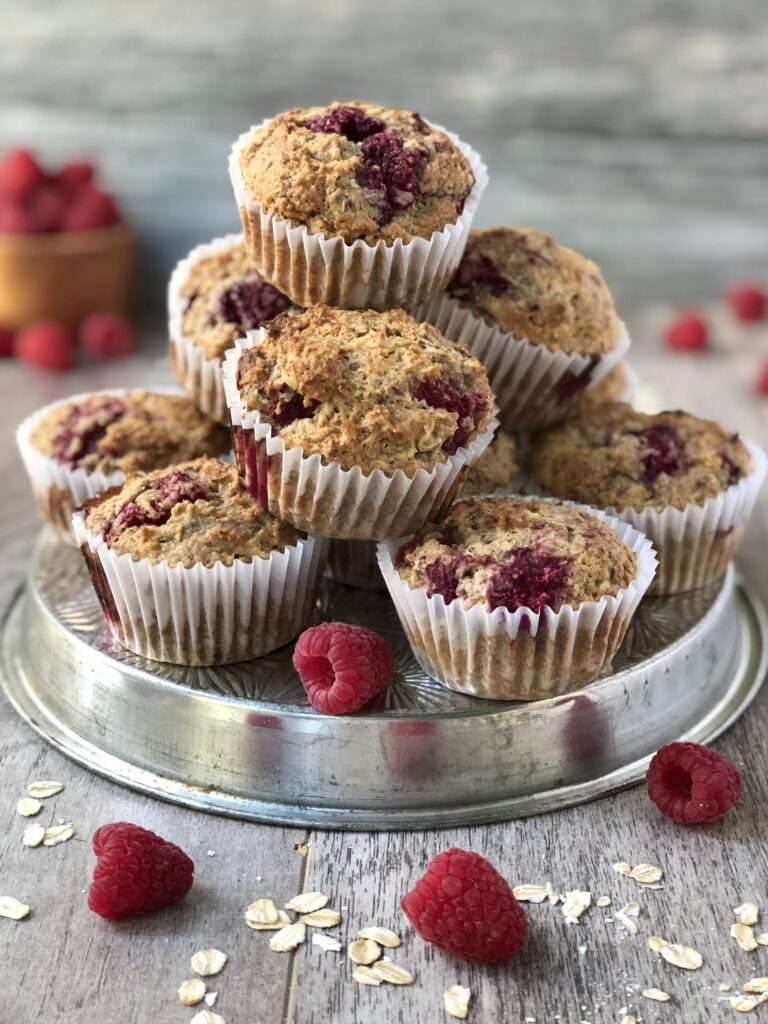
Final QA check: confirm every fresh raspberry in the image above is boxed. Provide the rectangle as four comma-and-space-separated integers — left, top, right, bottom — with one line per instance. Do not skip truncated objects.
664, 311, 708, 351
56, 161, 95, 193
61, 185, 120, 231
0, 149, 46, 199
14, 320, 75, 371
728, 282, 767, 322
757, 358, 768, 395
401, 848, 527, 962
88, 821, 195, 919
292, 622, 395, 715
0, 198, 39, 234
27, 181, 68, 232
0, 325, 13, 357
79, 312, 135, 359
646, 741, 741, 823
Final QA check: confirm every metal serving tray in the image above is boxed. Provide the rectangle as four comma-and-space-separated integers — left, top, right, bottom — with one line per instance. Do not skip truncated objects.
2, 530, 766, 830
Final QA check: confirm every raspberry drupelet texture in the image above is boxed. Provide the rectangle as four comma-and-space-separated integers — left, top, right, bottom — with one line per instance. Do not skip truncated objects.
646, 742, 741, 824
292, 622, 395, 715
88, 822, 194, 919
401, 848, 527, 962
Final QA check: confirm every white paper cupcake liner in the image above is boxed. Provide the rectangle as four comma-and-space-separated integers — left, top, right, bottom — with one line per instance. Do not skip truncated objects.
377, 504, 658, 701
168, 233, 245, 425
412, 292, 631, 433
16, 388, 183, 545
223, 332, 499, 540
228, 119, 488, 311
73, 513, 328, 666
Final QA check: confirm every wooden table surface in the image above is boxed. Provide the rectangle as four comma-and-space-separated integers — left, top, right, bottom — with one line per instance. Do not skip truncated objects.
1, 309, 768, 1023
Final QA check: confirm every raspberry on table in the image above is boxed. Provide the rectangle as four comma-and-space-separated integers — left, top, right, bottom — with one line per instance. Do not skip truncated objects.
664, 311, 708, 351
292, 622, 395, 715
646, 741, 741, 824
79, 312, 135, 359
14, 320, 75, 371
401, 848, 527, 962
728, 282, 767, 323
88, 821, 195, 919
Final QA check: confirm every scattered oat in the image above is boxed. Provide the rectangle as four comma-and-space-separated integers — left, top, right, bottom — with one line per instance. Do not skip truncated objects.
294, 839, 311, 856
613, 862, 632, 876
269, 921, 306, 952
245, 907, 290, 931
619, 1016, 637, 1024
348, 938, 381, 965
596, 896, 611, 908
654, 939, 702, 970
372, 960, 414, 985
743, 979, 768, 994
42, 823, 74, 846
721, 983, 734, 992
617, 903, 640, 936
357, 926, 400, 947
246, 898, 279, 925
649, 935, 667, 952
190, 1012, 224, 1024
629, 863, 663, 885
513, 884, 551, 903
191, 949, 228, 977
444, 985, 471, 1019
0, 896, 30, 920
301, 909, 341, 929
758, 934, 768, 946
642, 988, 671, 1002
562, 890, 592, 923
204, 993, 217, 1007
730, 995, 762, 1013
735, 903, 760, 927
27, 781, 63, 798
178, 978, 207, 1006
22, 823, 45, 848
16, 797, 42, 817
352, 965, 381, 987
285, 892, 328, 914
206, 850, 215, 857
312, 933, 342, 953
732, 923, 759, 952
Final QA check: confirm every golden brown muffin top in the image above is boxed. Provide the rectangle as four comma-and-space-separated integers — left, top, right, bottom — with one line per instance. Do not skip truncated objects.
447, 226, 620, 356
394, 496, 637, 614
235, 306, 494, 476
576, 360, 631, 411
81, 457, 303, 568
178, 238, 294, 361
459, 430, 519, 497
238, 101, 475, 245
30, 392, 231, 475
530, 402, 751, 512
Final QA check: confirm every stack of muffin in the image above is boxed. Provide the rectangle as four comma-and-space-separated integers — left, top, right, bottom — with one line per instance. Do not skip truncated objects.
16, 101, 766, 703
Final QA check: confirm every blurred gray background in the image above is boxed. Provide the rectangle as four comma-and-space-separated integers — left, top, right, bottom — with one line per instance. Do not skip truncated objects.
2, 0, 767, 313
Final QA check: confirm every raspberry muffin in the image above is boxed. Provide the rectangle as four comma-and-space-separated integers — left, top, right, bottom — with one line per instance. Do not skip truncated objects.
168, 234, 295, 423
229, 101, 487, 310
415, 226, 629, 431
577, 360, 637, 410
530, 403, 766, 594
378, 497, 656, 700
74, 457, 327, 665
224, 306, 497, 539
17, 389, 230, 542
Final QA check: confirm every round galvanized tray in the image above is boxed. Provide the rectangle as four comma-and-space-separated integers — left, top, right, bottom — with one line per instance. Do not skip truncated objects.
2, 530, 766, 830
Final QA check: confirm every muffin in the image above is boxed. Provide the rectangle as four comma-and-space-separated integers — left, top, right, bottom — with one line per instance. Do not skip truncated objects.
577, 360, 637, 410
414, 226, 629, 432
229, 101, 487, 310
73, 457, 327, 665
224, 306, 497, 539
168, 234, 295, 423
378, 496, 656, 700
530, 403, 766, 594
17, 389, 231, 542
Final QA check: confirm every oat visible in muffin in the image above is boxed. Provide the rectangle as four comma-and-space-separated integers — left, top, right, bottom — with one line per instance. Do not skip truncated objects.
238, 101, 475, 245
81, 457, 302, 568
394, 497, 636, 613
30, 391, 231, 475
447, 227, 620, 356
460, 430, 519, 497
234, 306, 494, 476
531, 402, 751, 512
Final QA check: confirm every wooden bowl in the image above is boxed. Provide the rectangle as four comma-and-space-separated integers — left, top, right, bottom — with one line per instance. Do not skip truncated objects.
0, 222, 136, 330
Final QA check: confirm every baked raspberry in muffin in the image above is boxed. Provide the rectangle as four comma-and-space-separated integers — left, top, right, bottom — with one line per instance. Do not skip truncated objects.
238, 102, 475, 246
379, 496, 655, 700
530, 402, 764, 594
459, 430, 519, 498
75, 457, 326, 665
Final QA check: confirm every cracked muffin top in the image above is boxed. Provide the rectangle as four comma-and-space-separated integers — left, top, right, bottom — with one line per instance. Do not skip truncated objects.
530, 403, 751, 512
446, 227, 621, 356
394, 497, 637, 614
234, 306, 494, 476
30, 391, 231, 476
237, 101, 475, 245
177, 237, 294, 361
81, 457, 302, 568
459, 430, 519, 498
